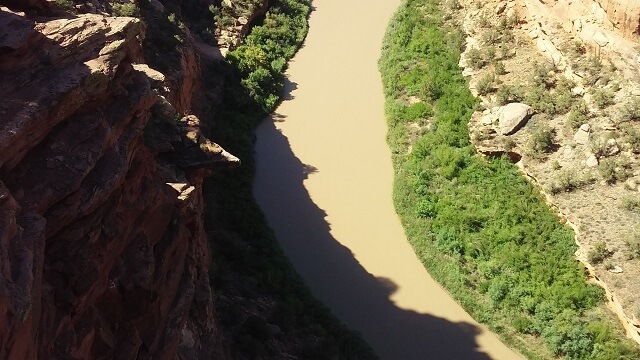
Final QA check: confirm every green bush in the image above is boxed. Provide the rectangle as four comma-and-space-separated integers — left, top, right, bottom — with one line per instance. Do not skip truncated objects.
111, 2, 139, 17
481, 30, 501, 45
466, 48, 487, 69
528, 125, 554, 156
621, 196, 640, 213
493, 61, 506, 75
549, 170, 593, 194
577, 56, 604, 86
621, 97, 640, 123
530, 62, 555, 90
591, 88, 615, 109
496, 84, 519, 105
588, 242, 610, 264
476, 74, 495, 95
568, 100, 590, 129
201, 0, 377, 357
55, 0, 74, 10
624, 226, 640, 259
591, 138, 608, 159
598, 158, 631, 184
624, 127, 640, 153
567, 40, 587, 58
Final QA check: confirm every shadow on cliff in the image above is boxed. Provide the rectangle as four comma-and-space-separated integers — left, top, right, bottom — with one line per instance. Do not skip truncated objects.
252, 79, 494, 360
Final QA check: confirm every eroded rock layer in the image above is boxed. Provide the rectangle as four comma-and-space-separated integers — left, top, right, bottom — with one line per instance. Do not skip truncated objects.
0, 5, 235, 359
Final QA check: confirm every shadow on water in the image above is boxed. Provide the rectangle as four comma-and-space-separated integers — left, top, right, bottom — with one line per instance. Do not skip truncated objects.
253, 79, 494, 360
281, 80, 298, 101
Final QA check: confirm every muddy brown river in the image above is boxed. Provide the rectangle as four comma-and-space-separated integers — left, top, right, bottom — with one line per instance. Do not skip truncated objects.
253, 0, 524, 358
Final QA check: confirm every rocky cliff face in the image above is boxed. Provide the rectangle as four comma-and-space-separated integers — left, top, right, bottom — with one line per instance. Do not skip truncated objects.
0, 2, 236, 358
595, 0, 640, 39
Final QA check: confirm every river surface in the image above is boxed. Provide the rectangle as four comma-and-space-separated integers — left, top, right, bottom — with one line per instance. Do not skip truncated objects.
253, 0, 524, 358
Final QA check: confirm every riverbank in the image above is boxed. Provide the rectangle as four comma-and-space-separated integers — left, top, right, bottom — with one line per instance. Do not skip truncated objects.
203, 0, 377, 357
379, 0, 640, 358
253, 0, 521, 358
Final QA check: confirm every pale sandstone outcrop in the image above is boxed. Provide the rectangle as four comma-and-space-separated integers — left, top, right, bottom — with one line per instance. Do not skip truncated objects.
499, 103, 534, 135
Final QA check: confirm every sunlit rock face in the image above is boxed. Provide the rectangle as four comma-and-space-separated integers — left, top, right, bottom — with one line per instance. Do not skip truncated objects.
594, 0, 640, 40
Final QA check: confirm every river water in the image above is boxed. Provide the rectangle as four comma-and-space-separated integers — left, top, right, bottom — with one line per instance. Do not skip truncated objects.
253, 0, 524, 358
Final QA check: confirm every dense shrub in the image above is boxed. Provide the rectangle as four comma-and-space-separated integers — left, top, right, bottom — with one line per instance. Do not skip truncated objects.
568, 99, 590, 129
591, 88, 615, 109
549, 170, 593, 194
55, 0, 73, 10
624, 127, 640, 153
496, 84, 518, 105
493, 61, 506, 75
111, 2, 139, 17
621, 97, 640, 123
598, 158, 631, 184
528, 125, 554, 156
624, 226, 640, 260
621, 196, 640, 213
466, 48, 487, 69
380, 0, 638, 357
476, 74, 495, 95
588, 242, 610, 264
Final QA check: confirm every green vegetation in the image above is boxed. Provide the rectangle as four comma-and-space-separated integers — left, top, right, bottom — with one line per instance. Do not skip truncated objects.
226, 1, 310, 111
621, 97, 640, 123
528, 124, 554, 157
574, 55, 605, 86
591, 88, 615, 109
55, 0, 74, 11
466, 47, 487, 69
493, 61, 506, 76
621, 196, 640, 214
624, 226, 640, 260
549, 170, 594, 195
494, 69, 577, 115
111, 2, 139, 17
568, 100, 591, 129
588, 242, 610, 264
623, 127, 640, 153
379, 0, 639, 358
139, 4, 189, 74
598, 157, 631, 185
476, 74, 496, 95
198, 0, 375, 358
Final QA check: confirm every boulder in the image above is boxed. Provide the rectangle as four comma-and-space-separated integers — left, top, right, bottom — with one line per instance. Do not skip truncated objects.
498, 103, 534, 135
592, 31, 609, 47
586, 154, 599, 167
480, 113, 497, 125
574, 124, 591, 144
609, 265, 624, 273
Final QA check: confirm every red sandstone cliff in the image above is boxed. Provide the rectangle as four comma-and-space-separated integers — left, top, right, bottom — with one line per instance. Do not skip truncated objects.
0, 3, 236, 358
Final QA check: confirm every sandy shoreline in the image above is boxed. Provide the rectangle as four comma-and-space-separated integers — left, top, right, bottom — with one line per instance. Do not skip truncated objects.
252, 0, 523, 358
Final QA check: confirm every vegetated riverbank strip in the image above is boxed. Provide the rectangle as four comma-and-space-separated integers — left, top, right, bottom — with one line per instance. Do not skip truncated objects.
379, 0, 640, 359
202, 0, 377, 357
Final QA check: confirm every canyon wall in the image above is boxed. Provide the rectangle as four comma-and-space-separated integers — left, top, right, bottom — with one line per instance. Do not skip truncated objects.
594, 0, 640, 39
0, 1, 236, 358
